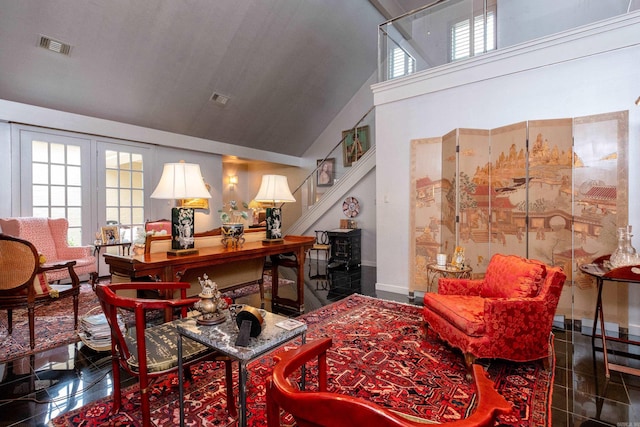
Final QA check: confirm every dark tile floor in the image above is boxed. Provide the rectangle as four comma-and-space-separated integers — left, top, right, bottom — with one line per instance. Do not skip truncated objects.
0, 263, 638, 426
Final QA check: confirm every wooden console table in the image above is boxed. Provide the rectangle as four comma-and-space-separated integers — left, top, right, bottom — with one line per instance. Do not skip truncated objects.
103, 235, 315, 314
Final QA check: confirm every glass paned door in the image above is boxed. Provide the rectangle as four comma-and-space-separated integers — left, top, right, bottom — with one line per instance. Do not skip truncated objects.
98, 142, 151, 245
19, 129, 92, 245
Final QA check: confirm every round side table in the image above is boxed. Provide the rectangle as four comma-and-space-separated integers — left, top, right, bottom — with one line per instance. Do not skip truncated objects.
426, 262, 472, 293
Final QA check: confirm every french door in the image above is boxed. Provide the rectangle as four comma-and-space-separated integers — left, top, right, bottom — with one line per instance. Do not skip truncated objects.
18, 128, 93, 245
16, 125, 152, 246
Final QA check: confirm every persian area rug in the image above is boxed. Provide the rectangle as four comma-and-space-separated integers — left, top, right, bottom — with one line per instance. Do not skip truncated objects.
0, 283, 99, 362
49, 294, 554, 427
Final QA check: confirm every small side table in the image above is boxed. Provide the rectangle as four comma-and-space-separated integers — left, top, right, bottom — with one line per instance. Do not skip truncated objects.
93, 242, 131, 280
426, 262, 472, 293
176, 311, 307, 427
580, 255, 640, 378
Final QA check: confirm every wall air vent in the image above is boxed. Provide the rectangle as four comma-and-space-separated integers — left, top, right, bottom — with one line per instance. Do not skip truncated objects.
39, 35, 72, 55
210, 92, 230, 107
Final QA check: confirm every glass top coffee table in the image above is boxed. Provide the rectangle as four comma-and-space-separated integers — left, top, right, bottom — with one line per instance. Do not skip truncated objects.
176, 309, 307, 427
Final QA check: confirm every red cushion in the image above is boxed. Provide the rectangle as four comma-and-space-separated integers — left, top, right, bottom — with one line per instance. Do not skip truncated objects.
423, 294, 485, 337
480, 254, 546, 298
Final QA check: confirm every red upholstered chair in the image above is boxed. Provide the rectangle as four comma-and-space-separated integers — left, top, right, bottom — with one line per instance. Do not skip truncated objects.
144, 218, 172, 235
94, 282, 236, 427
266, 337, 512, 427
0, 217, 96, 283
423, 254, 566, 368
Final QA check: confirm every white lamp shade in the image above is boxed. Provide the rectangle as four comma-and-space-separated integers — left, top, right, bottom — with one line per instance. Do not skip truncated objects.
254, 175, 296, 203
150, 162, 211, 199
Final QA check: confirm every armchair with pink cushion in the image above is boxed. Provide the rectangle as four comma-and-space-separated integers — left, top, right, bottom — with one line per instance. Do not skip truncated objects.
423, 253, 566, 368
0, 217, 96, 283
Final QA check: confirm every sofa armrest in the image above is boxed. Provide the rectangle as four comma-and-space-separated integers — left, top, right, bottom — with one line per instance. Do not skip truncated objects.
438, 278, 483, 296
483, 296, 554, 350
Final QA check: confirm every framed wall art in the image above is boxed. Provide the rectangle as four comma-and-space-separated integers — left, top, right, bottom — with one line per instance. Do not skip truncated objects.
342, 125, 370, 167
316, 158, 335, 187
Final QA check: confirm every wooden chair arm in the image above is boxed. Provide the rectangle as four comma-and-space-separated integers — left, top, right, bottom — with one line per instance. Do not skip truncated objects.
39, 260, 80, 288
268, 338, 513, 427
40, 259, 77, 273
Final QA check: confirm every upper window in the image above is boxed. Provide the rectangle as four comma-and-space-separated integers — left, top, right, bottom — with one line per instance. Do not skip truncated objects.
451, 10, 496, 61
389, 46, 416, 80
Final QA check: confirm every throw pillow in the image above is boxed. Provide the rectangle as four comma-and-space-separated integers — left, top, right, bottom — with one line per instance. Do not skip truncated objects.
33, 254, 53, 296
481, 254, 546, 298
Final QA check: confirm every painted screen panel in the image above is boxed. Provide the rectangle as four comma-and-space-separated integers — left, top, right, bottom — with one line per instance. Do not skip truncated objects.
487, 122, 528, 265
441, 129, 458, 260
572, 111, 628, 324
457, 128, 490, 275
410, 137, 443, 294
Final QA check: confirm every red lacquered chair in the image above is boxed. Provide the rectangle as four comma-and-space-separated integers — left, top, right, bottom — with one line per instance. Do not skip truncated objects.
95, 281, 236, 427
266, 337, 512, 427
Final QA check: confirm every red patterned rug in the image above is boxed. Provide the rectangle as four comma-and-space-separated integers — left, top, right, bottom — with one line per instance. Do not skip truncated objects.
49, 294, 554, 427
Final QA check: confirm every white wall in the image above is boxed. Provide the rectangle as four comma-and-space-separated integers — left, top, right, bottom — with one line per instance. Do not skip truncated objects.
373, 13, 640, 302
0, 122, 11, 218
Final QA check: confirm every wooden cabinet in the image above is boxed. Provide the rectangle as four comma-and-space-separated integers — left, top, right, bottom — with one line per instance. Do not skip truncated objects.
328, 229, 361, 270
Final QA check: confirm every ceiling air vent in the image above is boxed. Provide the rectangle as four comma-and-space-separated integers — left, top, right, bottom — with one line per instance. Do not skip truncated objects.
39, 35, 72, 55
210, 92, 230, 107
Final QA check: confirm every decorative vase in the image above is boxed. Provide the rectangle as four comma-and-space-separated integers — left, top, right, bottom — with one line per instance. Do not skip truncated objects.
610, 225, 638, 268
221, 223, 245, 248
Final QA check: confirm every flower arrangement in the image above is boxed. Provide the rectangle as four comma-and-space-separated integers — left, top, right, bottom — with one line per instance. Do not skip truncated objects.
219, 200, 249, 223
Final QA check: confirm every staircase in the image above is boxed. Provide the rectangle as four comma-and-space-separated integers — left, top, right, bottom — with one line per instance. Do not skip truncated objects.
287, 146, 376, 236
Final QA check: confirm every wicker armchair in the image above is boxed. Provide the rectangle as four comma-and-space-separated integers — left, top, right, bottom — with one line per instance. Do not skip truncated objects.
0, 233, 81, 349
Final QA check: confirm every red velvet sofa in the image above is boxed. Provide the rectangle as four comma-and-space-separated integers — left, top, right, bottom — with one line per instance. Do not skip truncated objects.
423, 253, 566, 366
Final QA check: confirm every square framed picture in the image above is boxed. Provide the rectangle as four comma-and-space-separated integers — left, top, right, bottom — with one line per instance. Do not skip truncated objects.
342, 125, 370, 167
317, 158, 335, 187
101, 226, 119, 244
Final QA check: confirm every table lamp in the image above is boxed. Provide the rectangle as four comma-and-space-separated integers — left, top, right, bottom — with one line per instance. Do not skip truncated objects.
253, 174, 295, 244
150, 161, 211, 256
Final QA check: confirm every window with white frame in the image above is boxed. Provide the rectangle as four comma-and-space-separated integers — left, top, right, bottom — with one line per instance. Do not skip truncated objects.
451, 10, 495, 61
104, 149, 146, 244
389, 46, 416, 79
17, 125, 150, 247
22, 132, 91, 246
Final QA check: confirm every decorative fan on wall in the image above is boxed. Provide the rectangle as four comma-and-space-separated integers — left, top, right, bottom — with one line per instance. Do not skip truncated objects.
342, 197, 360, 218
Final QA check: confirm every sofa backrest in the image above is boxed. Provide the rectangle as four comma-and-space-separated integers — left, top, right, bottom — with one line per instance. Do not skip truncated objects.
145, 227, 266, 254
480, 253, 547, 299
0, 217, 60, 261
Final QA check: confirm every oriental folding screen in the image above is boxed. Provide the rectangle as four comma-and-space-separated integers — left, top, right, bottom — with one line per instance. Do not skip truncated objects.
410, 111, 628, 322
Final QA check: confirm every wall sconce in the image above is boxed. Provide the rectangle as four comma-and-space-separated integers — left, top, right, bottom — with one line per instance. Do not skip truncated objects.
228, 175, 238, 189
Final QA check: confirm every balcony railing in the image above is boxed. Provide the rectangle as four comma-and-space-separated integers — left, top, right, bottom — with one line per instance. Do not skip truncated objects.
378, 0, 637, 82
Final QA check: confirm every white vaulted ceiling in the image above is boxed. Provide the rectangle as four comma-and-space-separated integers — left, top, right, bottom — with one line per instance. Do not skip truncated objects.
0, 0, 414, 157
